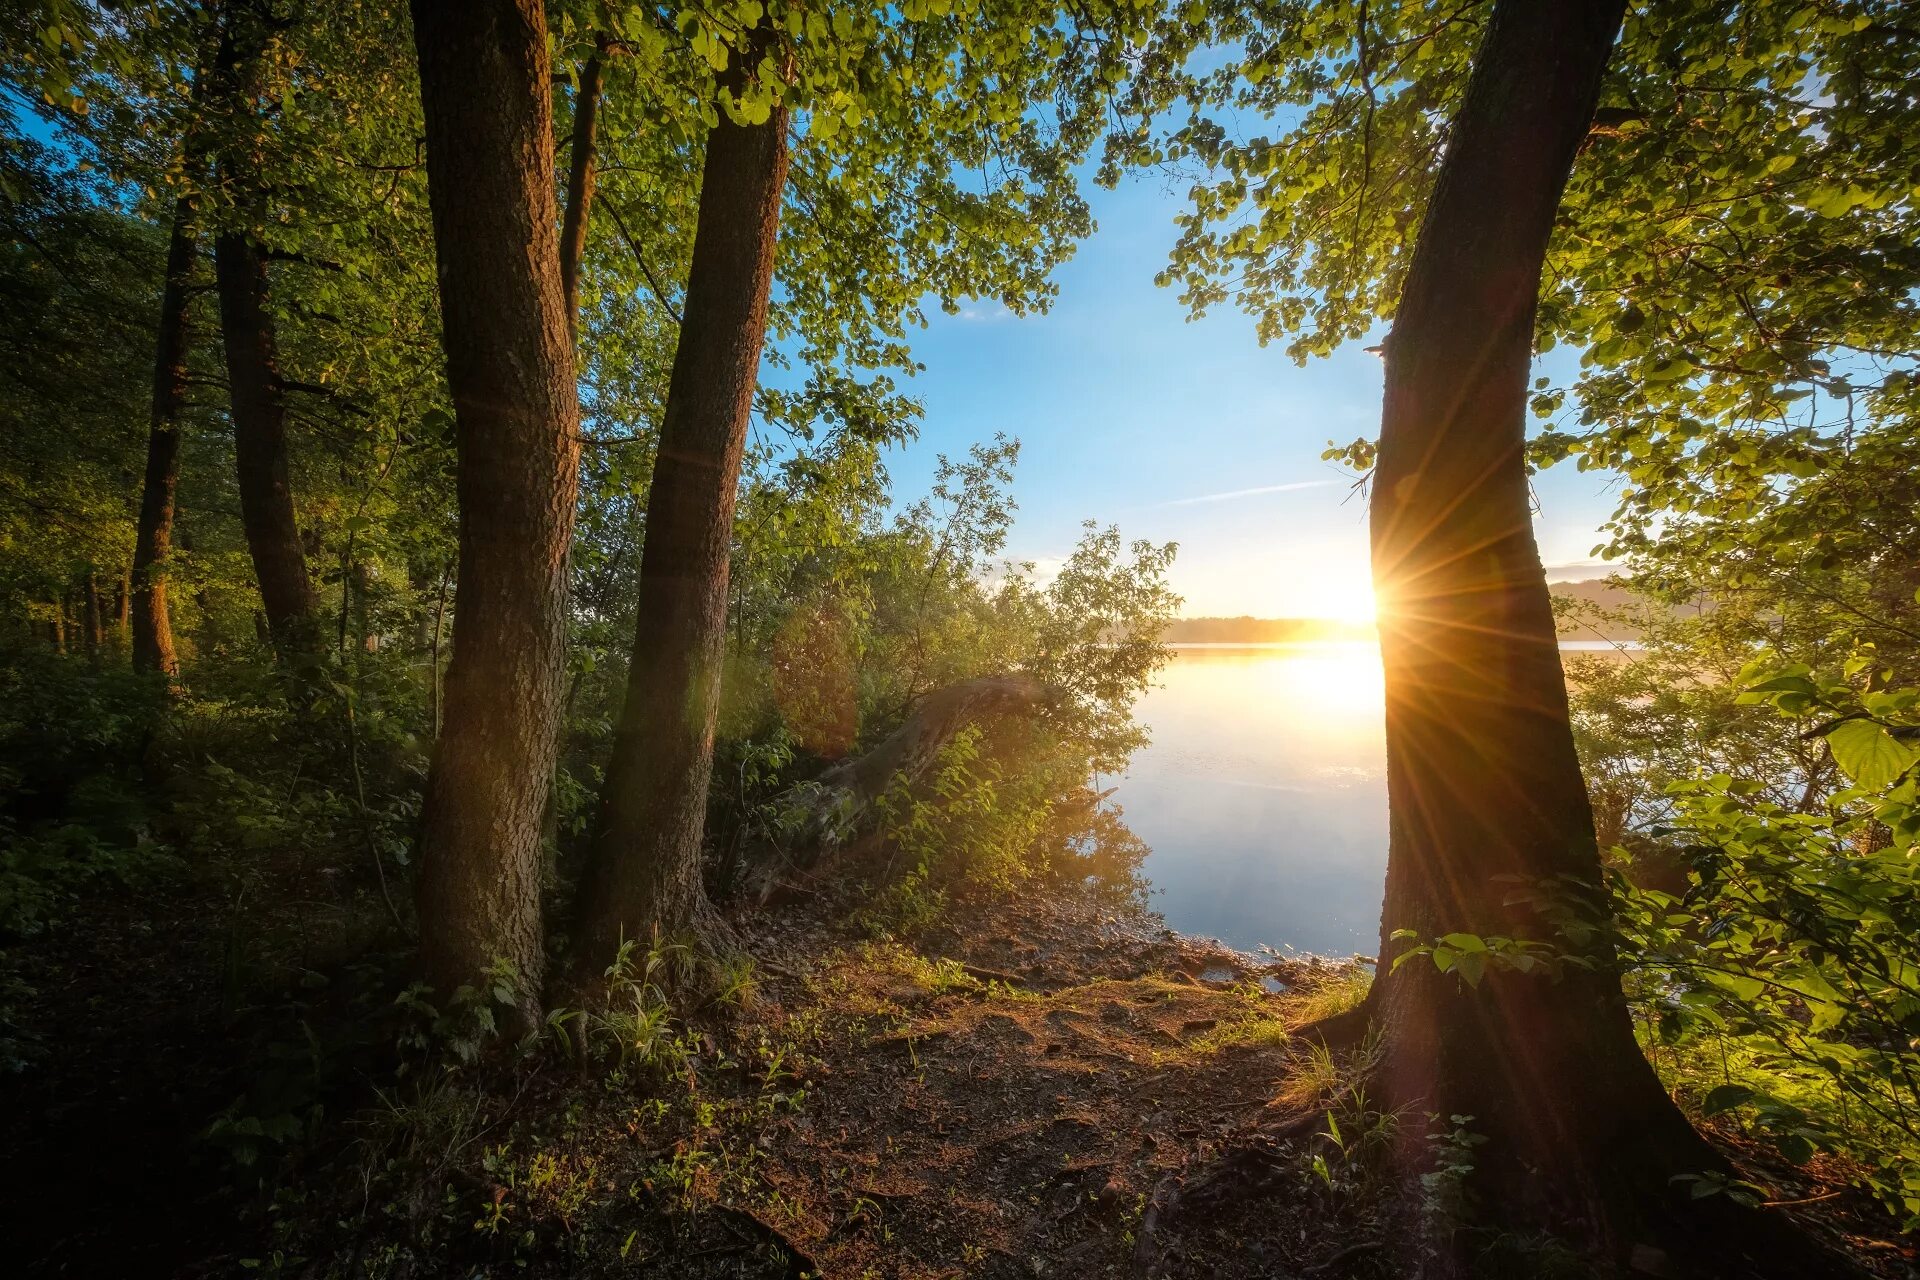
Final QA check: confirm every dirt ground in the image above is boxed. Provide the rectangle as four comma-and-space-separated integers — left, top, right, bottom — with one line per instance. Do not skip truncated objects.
249, 890, 1896, 1280
7, 882, 1911, 1279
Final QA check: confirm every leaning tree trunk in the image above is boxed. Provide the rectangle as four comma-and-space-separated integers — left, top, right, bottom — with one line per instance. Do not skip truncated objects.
571, 65, 790, 979
130, 168, 203, 678
211, 4, 315, 656
1362, 0, 1738, 1264
214, 227, 315, 653
410, 0, 582, 1023
557, 40, 604, 326
1357, 4, 1853, 1274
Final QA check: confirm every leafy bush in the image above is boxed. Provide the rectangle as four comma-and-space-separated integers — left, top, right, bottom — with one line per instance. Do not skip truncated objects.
1612, 659, 1920, 1226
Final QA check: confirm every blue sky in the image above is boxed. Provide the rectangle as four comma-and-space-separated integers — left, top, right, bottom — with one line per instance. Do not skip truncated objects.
878, 168, 1622, 619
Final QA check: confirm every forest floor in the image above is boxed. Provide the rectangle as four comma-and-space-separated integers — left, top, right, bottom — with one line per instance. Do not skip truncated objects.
4, 878, 1913, 1278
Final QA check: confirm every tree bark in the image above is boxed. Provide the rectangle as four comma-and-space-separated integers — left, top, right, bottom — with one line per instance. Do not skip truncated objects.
211, 4, 316, 655
215, 226, 315, 651
410, 0, 582, 1021
130, 181, 201, 678
557, 42, 604, 326
1361, 0, 1730, 1260
571, 67, 790, 978
82, 568, 104, 658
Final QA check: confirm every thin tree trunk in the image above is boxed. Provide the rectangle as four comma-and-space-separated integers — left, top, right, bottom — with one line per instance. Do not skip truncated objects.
82, 568, 104, 659
410, 0, 582, 1022
571, 60, 789, 978
130, 187, 201, 678
557, 41, 604, 326
429, 565, 448, 740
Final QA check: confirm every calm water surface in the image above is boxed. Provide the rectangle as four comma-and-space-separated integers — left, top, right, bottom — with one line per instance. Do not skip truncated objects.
1114, 641, 1635, 956
1115, 643, 1389, 957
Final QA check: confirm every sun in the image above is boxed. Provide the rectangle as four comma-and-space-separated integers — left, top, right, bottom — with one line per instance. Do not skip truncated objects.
1293, 572, 1379, 623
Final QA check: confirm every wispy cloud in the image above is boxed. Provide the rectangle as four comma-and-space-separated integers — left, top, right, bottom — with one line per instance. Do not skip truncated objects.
1152, 479, 1339, 508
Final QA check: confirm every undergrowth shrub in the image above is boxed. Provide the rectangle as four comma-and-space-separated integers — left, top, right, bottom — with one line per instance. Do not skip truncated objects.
1612, 661, 1920, 1227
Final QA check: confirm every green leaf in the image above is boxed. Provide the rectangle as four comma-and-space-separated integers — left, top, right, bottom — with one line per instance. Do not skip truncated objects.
1701, 1084, 1755, 1116
1743, 674, 1817, 695
1826, 719, 1915, 789
1706, 972, 1766, 1002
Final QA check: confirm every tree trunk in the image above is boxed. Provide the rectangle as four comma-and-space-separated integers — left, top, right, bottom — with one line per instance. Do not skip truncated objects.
82, 569, 105, 658
1362, 0, 1726, 1260
410, 0, 582, 1022
557, 42, 604, 326
215, 227, 315, 651
571, 68, 789, 978
211, 5, 315, 655
130, 186, 200, 678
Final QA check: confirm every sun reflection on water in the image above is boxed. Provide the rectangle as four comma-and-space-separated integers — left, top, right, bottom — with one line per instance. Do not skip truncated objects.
1113, 642, 1391, 957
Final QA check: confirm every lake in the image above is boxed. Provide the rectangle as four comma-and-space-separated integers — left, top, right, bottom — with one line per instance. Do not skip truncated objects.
1115, 640, 1636, 957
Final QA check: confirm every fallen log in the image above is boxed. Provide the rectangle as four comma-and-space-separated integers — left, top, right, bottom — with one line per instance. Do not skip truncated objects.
736, 674, 1051, 904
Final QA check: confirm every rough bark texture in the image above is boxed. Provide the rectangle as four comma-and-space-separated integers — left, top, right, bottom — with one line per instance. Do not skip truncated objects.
557, 44, 603, 325
572, 79, 790, 976
1364, 0, 1719, 1258
411, 0, 581, 1019
738, 675, 1050, 903
130, 192, 199, 678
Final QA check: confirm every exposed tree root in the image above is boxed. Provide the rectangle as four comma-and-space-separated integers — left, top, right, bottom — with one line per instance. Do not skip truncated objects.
1287, 999, 1375, 1051
1129, 1042, 1871, 1280
1133, 1104, 1338, 1276
710, 1203, 822, 1280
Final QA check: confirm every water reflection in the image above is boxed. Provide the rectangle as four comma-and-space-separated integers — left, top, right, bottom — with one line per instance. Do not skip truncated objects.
1115, 642, 1391, 957
1114, 640, 1640, 955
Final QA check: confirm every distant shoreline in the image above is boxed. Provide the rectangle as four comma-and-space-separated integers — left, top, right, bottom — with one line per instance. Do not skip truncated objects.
1164, 639, 1644, 652
1167, 580, 1648, 645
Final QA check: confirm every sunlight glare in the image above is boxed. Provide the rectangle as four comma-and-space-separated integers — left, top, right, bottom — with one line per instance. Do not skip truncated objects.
1291, 571, 1378, 623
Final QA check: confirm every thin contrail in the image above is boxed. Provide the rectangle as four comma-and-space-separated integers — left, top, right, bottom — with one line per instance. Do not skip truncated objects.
1153, 479, 1339, 508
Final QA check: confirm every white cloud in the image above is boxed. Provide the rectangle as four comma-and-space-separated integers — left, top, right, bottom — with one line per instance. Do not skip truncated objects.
1152, 479, 1339, 508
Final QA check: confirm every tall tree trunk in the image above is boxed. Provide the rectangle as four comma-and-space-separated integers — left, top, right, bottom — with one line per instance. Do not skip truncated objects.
82, 568, 105, 658
571, 71, 789, 978
557, 41, 604, 325
410, 0, 582, 1020
1362, 0, 1730, 1261
130, 186, 200, 678
212, 4, 315, 655
215, 227, 315, 650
